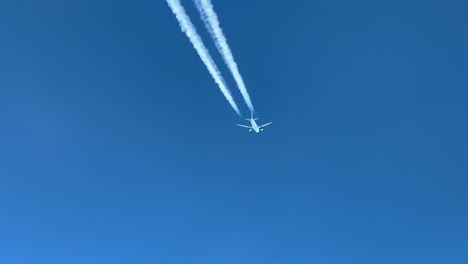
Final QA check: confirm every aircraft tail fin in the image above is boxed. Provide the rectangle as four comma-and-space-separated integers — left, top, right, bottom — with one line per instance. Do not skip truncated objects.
246, 112, 258, 121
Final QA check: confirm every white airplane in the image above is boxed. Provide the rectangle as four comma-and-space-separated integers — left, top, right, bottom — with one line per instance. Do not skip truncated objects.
237, 113, 272, 133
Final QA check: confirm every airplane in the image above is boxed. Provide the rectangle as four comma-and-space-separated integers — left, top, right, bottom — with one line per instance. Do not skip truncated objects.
237, 112, 272, 133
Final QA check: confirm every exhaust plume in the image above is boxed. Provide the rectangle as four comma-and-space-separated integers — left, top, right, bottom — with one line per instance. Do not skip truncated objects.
194, 0, 255, 113
165, 0, 240, 115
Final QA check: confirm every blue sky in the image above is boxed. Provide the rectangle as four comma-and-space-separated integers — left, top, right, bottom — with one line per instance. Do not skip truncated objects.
0, 0, 467, 263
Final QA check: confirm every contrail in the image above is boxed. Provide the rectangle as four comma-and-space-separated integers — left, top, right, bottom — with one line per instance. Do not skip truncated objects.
165, 0, 240, 115
194, 0, 255, 113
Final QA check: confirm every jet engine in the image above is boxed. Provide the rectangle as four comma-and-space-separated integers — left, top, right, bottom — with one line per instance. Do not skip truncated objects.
249, 129, 252, 132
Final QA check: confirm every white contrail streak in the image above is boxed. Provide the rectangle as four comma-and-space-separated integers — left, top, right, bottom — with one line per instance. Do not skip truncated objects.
194, 0, 255, 113
165, 0, 240, 115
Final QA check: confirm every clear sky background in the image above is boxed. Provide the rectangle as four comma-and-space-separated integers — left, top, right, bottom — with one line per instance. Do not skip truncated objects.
1, 0, 467, 263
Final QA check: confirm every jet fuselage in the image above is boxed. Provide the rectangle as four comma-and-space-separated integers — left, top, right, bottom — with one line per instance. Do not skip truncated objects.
249, 118, 260, 133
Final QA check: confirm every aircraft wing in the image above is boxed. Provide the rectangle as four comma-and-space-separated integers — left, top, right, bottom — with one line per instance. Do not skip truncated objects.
237, 124, 252, 129
259, 122, 272, 128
